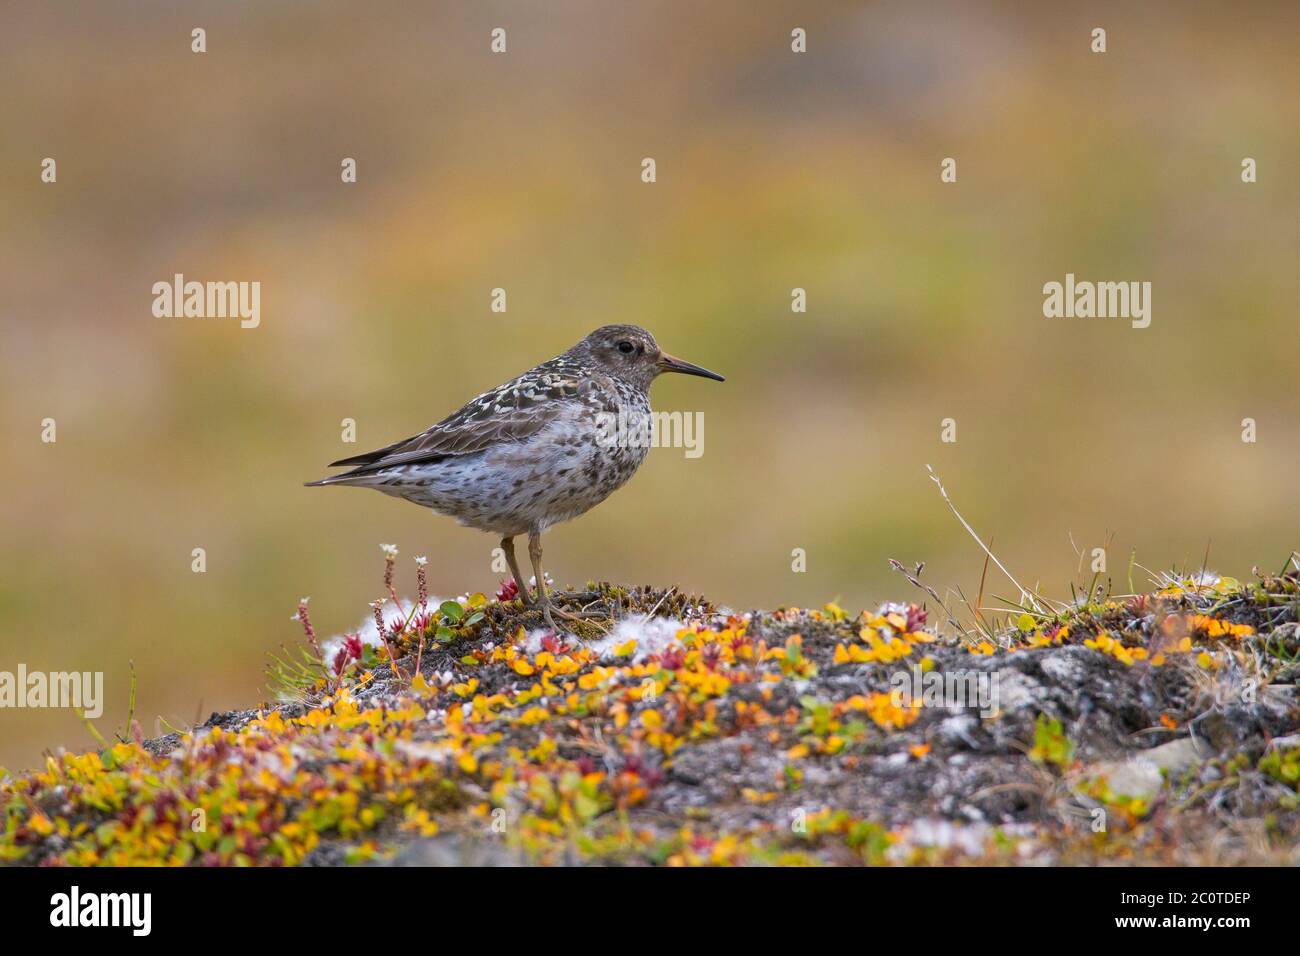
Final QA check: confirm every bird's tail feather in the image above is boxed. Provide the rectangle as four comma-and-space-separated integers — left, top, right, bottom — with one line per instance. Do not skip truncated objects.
304, 471, 369, 487
307, 440, 412, 486
326, 440, 405, 469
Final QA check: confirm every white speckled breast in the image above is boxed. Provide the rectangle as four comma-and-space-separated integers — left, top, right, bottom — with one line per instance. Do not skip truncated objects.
361, 396, 652, 537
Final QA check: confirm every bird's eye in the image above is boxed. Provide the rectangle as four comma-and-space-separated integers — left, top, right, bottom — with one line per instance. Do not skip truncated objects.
617, 341, 635, 354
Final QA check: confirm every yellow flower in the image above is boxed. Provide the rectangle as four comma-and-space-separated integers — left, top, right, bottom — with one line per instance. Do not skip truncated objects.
518, 706, 549, 726
297, 708, 331, 729
401, 806, 440, 837
410, 672, 435, 696
834, 642, 877, 664
578, 668, 612, 690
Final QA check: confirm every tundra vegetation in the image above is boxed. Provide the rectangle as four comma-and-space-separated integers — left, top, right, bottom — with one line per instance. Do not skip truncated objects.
2, 541, 1298, 867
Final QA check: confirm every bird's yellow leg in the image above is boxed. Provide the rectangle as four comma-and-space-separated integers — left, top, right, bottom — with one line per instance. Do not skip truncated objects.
527, 532, 609, 631
527, 532, 559, 630
501, 536, 534, 607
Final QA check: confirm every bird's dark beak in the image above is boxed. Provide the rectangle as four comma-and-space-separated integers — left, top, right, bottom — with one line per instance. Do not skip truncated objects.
657, 351, 725, 382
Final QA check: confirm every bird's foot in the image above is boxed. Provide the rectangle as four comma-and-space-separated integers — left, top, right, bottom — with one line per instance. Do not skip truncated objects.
553, 606, 609, 622
537, 594, 612, 636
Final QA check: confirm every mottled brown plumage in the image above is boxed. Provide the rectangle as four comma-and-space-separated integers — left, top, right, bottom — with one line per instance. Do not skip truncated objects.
307, 325, 724, 628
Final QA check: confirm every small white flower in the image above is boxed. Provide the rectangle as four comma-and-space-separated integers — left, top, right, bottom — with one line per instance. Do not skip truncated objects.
380, 543, 399, 557
414, 555, 428, 566
585, 615, 687, 662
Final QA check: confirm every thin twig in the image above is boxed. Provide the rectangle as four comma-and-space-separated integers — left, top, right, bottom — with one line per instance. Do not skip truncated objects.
645, 586, 677, 619
926, 464, 1044, 611
975, 543, 992, 629
888, 559, 964, 637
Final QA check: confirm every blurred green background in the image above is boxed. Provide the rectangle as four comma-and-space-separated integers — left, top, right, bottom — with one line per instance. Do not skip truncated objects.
2, 1, 1298, 770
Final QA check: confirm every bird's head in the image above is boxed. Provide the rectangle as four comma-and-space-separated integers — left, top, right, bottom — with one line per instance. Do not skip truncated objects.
575, 324, 725, 391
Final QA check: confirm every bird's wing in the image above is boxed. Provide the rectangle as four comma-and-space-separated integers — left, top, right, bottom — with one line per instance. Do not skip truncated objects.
325, 363, 589, 475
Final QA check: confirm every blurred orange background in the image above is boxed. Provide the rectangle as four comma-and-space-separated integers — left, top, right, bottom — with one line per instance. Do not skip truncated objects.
2, 0, 1298, 770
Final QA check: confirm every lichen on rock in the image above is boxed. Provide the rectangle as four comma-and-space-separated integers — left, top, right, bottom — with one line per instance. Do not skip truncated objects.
3, 568, 1299, 866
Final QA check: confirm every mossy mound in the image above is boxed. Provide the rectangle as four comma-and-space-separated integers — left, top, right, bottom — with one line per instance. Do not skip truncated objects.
4, 571, 1299, 866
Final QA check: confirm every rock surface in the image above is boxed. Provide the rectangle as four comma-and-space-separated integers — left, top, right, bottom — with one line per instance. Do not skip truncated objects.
4, 573, 1299, 866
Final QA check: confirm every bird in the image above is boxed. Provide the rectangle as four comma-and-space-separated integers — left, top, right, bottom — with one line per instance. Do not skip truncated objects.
306, 325, 724, 630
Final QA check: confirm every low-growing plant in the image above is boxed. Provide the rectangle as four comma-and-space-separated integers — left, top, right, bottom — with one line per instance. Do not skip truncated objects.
1028, 714, 1076, 773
